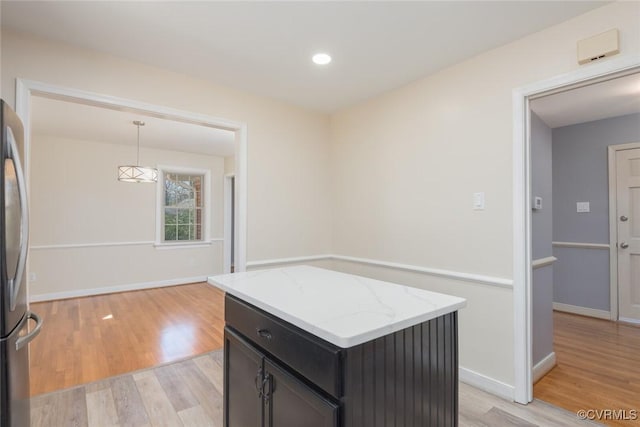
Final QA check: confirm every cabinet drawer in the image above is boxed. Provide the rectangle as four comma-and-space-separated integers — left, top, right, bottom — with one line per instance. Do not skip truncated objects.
225, 294, 343, 398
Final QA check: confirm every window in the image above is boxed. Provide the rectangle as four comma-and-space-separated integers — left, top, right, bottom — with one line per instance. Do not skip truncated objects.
163, 173, 204, 242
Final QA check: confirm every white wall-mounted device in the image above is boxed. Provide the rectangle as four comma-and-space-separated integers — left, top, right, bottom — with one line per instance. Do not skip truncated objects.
533, 196, 542, 210
576, 202, 590, 213
473, 192, 485, 210
577, 29, 619, 65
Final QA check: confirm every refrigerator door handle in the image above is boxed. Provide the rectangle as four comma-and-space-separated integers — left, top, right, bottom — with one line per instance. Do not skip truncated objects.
15, 311, 42, 351
6, 131, 29, 311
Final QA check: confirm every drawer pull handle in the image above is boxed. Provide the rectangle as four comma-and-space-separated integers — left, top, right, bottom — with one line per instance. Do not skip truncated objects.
256, 328, 272, 340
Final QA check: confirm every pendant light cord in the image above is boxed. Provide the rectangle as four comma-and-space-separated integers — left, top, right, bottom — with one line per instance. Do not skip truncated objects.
136, 122, 141, 166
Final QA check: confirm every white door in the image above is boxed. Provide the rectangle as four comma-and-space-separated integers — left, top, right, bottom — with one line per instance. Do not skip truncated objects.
616, 147, 640, 323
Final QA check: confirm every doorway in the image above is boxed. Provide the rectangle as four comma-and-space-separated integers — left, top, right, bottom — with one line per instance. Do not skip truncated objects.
512, 55, 640, 404
528, 73, 640, 416
15, 79, 249, 294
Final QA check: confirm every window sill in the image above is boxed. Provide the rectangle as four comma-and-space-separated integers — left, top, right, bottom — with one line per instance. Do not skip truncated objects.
154, 241, 214, 250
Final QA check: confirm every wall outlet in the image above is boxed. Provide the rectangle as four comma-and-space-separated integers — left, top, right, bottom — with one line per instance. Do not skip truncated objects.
576, 202, 590, 213
29, 272, 37, 282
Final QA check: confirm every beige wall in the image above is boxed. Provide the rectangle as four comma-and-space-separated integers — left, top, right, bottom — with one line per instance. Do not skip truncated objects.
329, 2, 640, 386
28, 134, 225, 297
1, 29, 333, 264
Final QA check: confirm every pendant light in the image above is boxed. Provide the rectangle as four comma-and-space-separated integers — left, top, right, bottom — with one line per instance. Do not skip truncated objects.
118, 120, 158, 183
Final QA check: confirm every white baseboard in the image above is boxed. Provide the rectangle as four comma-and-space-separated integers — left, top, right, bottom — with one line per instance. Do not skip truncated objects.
29, 276, 209, 302
619, 317, 640, 325
553, 302, 611, 320
459, 367, 514, 401
532, 352, 556, 384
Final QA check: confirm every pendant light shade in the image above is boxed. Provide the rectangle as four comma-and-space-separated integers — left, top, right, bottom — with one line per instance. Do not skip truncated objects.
117, 165, 158, 183
118, 120, 158, 183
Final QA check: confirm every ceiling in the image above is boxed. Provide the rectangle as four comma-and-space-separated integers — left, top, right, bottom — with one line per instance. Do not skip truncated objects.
31, 96, 236, 157
531, 72, 640, 128
1, 1, 608, 112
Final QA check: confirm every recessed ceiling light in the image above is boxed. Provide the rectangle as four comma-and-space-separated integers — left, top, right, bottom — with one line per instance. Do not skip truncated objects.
312, 53, 332, 65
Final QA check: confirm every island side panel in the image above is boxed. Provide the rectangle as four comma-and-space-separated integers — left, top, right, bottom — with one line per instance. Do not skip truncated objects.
342, 312, 458, 427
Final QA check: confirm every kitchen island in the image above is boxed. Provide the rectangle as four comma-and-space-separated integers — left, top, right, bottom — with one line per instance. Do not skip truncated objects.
208, 265, 466, 427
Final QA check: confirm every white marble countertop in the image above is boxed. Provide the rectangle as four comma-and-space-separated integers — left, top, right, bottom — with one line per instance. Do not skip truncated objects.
208, 265, 466, 348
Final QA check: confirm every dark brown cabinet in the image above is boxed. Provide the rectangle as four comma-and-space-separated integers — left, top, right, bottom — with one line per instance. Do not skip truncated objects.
224, 294, 458, 427
224, 329, 263, 427
224, 328, 338, 427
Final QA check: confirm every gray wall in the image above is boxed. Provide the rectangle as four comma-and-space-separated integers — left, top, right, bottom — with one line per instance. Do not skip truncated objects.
531, 112, 554, 366
552, 112, 640, 311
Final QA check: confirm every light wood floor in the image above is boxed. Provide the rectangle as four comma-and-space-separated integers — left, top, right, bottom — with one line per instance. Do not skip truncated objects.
32, 349, 599, 427
30, 285, 611, 426
535, 311, 640, 427
29, 283, 225, 396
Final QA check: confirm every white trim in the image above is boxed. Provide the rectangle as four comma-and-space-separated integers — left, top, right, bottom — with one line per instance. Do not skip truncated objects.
531, 256, 557, 269
512, 83, 533, 405
512, 54, 640, 404
246, 254, 333, 268
30, 239, 223, 251
552, 241, 610, 249
619, 317, 640, 325
332, 255, 513, 288
532, 352, 556, 384
608, 142, 640, 322
153, 240, 221, 250
553, 302, 611, 320
31, 241, 154, 250
459, 367, 514, 401
15, 78, 248, 272
223, 174, 235, 274
29, 275, 209, 302
246, 254, 513, 289
235, 125, 248, 273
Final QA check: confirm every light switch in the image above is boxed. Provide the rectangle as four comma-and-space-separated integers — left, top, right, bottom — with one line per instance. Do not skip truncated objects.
576, 202, 590, 213
473, 192, 485, 210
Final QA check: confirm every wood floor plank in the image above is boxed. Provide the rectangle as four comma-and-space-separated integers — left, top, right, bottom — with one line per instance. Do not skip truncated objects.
193, 353, 225, 394
109, 375, 151, 427
86, 388, 119, 427
31, 387, 89, 427
177, 405, 216, 427
30, 282, 225, 396
154, 363, 199, 412
133, 370, 185, 427
172, 359, 224, 423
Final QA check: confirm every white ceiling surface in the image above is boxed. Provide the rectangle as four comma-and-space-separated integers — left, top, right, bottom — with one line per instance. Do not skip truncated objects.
31, 96, 236, 157
531, 72, 640, 128
2, 1, 607, 112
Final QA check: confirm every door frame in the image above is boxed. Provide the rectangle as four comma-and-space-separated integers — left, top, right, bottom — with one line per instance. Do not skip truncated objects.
608, 141, 640, 322
224, 173, 235, 274
512, 54, 640, 404
15, 78, 248, 272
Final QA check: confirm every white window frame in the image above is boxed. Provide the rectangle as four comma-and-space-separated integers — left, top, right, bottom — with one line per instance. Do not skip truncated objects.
155, 165, 212, 249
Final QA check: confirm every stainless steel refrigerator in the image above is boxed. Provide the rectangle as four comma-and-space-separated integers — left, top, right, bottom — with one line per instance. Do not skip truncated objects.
1, 99, 42, 427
